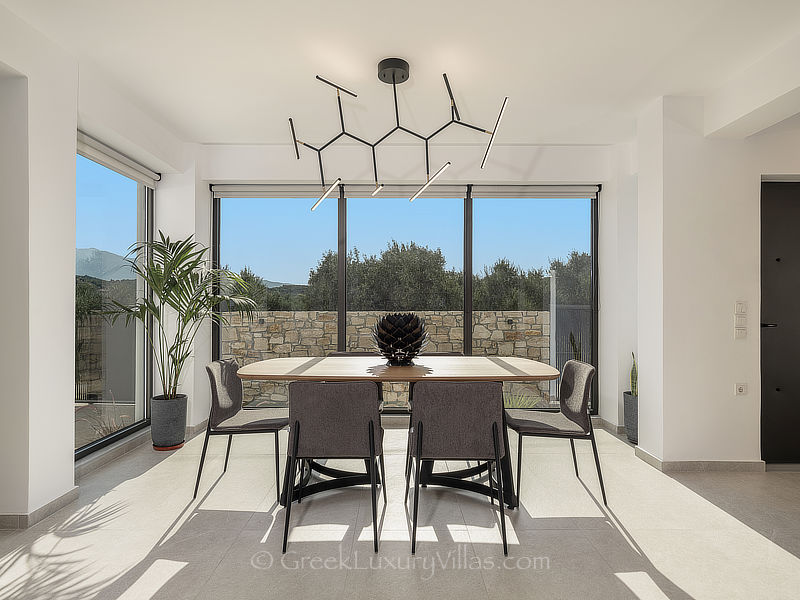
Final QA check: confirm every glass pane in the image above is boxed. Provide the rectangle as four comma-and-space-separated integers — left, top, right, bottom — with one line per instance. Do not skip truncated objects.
75, 155, 146, 449
219, 197, 337, 407
472, 197, 592, 409
347, 196, 464, 409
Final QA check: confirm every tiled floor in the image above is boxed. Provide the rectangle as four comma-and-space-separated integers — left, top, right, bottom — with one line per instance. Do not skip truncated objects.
1, 428, 799, 599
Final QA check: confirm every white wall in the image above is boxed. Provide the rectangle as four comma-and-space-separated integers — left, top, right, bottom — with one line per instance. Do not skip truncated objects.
0, 67, 31, 514
636, 96, 800, 463
154, 150, 213, 428
0, 5, 78, 516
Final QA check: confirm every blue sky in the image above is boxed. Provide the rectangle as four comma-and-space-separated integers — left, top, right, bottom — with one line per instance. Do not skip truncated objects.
76, 154, 138, 256
221, 196, 590, 285
76, 154, 591, 282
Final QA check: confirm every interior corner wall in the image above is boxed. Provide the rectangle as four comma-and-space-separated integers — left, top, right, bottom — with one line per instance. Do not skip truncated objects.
637, 96, 800, 463
0, 5, 78, 516
598, 142, 638, 428
154, 154, 213, 428
0, 68, 31, 514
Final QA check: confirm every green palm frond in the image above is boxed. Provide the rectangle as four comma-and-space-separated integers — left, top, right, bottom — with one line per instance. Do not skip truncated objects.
105, 232, 255, 399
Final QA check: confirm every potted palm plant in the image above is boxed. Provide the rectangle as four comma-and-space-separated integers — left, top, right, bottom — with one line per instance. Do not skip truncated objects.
108, 232, 255, 450
623, 352, 638, 444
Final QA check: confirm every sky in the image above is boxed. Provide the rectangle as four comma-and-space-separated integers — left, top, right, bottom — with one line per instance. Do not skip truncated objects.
76, 154, 138, 256
75, 154, 591, 283
221, 196, 591, 285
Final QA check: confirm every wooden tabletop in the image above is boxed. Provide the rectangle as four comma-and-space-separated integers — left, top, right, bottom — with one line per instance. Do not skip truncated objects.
237, 355, 560, 382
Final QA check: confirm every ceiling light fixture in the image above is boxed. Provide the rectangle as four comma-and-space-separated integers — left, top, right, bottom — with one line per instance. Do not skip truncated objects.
480, 96, 508, 169
410, 162, 451, 202
311, 178, 341, 211
288, 58, 507, 208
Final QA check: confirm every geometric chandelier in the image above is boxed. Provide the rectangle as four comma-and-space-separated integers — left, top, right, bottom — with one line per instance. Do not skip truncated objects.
288, 58, 508, 209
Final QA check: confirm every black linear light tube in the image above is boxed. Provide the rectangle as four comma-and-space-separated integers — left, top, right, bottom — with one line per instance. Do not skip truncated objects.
337, 93, 345, 132
442, 73, 461, 121
317, 152, 325, 186
454, 120, 491, 135
393, 79, 400, 126
288, 118, 300, 159
316, 75, 358, 97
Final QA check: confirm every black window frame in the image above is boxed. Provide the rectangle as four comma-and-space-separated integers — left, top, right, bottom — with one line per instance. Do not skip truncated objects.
212, 185, 599, 414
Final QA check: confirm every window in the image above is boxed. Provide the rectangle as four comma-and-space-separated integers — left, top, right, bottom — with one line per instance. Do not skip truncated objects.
214, 185, 597, 413
218, 197, 337, 407
75, 153, 152, 455
473, 197, 594, 409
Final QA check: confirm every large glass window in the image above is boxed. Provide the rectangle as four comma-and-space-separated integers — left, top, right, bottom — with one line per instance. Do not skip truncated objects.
218, 197, 337, 407
215, 187, 596, 413
75, 154, 150, 451
473, 197, 593, 408
347, 196, 463, 408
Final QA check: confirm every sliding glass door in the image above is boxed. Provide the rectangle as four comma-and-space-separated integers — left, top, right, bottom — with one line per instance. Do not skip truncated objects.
75, 154, 151, 453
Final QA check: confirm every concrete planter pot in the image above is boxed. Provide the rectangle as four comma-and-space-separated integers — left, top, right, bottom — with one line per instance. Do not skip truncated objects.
151, 394, 187, 450
623, 392, 638, 444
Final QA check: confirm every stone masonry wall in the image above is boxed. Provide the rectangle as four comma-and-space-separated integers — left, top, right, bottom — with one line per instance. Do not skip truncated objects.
220, 310, 552, 409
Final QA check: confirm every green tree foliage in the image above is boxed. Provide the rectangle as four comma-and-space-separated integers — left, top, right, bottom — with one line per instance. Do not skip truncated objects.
76, 277, 103, 323
549, 250, 592, 305
239, 266, 306, 310
259, 243, 591, 311
472, 259, 546, 310
346, 242, 462, 311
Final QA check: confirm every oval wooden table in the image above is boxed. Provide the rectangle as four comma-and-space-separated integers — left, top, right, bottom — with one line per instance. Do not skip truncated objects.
238, 355, 560, 508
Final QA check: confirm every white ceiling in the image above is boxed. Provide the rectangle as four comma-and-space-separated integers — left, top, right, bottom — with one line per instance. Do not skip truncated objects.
5, 0, 800, 145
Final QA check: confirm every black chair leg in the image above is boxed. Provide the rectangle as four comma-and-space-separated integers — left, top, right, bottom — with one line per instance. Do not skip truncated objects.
487, 463, 495, 505
590, 432, 607, 505
193, 428, 211, 499
411, 422, 423, 554
492, 422, 508, 556
368, 421, 379, 552
516, 433, 523, 507
223, 434, 233, 473
404, 433, 413, 504
282, 421, 300, 554
379, 453, 388, 504
274, 431, 281, 504
297, 460, 305, 504
570, 438, 579, 477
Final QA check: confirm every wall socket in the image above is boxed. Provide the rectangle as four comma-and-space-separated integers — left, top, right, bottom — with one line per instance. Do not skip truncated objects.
735, 383, 748, 395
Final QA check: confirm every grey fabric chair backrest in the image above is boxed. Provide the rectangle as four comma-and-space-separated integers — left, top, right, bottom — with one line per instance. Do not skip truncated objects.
288, 381, 383, 458
409, 381, 505, 460
559, 360, 596, 433
206, 359, 243, 429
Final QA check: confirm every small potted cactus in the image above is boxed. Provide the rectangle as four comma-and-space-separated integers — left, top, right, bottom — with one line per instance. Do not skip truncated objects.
623, 352, 638, 444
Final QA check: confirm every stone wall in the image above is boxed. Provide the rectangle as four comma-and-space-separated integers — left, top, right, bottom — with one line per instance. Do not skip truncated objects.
220, 310, 552, 409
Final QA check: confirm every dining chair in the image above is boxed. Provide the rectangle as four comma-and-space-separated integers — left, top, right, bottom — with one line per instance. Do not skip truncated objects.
504, 359, 605, 505
194, 359, 289, 501
283, 381, 386, 553
405, 381, 508, 555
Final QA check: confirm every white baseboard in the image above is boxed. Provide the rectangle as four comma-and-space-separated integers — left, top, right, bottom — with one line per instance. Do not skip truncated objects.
635, 446, 766, 472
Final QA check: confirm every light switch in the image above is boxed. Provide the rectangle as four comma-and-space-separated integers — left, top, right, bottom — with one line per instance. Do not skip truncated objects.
735, 327, 747, 339
735, 301, 747, 315
735, 315, 747, 328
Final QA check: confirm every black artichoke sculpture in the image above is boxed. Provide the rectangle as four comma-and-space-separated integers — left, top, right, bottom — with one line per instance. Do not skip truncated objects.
372, 313, 429, 366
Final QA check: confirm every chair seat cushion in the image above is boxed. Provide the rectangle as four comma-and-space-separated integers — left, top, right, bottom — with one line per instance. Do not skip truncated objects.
213, 408, 289, 432
504, 409, 587, 435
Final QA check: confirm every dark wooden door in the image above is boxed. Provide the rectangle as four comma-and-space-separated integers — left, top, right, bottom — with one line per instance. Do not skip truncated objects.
761, 182, 800, 463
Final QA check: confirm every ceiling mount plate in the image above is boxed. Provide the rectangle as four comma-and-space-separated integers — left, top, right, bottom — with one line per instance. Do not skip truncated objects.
378, 58, 410, 84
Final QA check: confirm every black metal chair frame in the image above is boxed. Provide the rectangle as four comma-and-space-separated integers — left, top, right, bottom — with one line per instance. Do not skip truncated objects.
512, 416, 607, 506
283, 419, 386, 553
193, 415, 285, 502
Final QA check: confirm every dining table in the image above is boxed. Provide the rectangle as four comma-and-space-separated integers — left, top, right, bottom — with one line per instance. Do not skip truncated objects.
237, 354, 560, 508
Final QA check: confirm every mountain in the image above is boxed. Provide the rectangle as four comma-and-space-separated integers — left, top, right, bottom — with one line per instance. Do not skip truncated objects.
76, 248, 134, 280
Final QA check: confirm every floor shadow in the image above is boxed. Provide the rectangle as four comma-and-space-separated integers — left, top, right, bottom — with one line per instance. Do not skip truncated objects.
0, 500, 125, 600
669, 470, 800, 559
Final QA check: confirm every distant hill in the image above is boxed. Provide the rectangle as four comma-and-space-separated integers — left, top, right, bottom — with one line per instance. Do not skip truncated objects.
263, 279, 292, 288
76, 248, 134, 280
